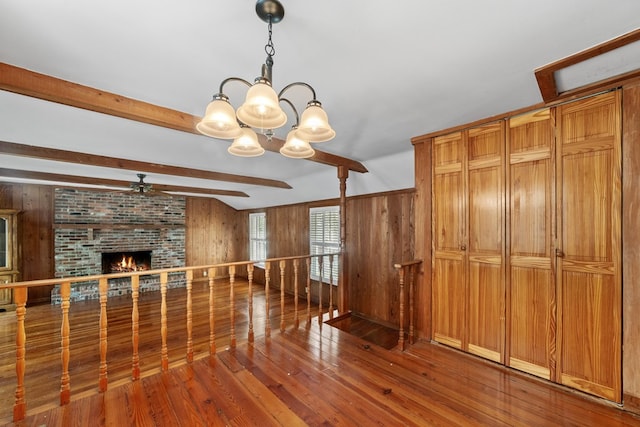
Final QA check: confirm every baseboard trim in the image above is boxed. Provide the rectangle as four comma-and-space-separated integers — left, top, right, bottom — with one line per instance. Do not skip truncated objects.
624, 393, 640, 415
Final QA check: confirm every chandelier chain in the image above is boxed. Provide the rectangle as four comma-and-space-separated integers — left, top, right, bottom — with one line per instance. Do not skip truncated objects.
264, 15, 276, 58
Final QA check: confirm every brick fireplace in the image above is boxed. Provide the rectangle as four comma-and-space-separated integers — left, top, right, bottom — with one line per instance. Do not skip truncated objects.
52, 188, 186, 303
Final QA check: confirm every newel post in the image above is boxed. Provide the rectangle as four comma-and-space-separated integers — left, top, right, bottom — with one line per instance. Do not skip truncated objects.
338, 165, 349, 314
13, 287, 27, 422
60, 281, 71, 405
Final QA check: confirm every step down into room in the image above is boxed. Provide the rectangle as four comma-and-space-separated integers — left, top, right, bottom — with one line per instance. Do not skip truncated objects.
326, 312, 401, 350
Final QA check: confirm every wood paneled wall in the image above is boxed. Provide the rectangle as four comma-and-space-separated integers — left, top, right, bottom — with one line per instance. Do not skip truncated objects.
622, 82, 640, 411
240, 191, 416, 326
240, 203, 325, 301
265, 204, 310, 259
185, 197, 245, 280
0, 183, 54, 304
413, 142, 432, 340
0, 189, 247, 302
346, 191, 414, 326
2, 177, 416, 328
262, 204, 309, 293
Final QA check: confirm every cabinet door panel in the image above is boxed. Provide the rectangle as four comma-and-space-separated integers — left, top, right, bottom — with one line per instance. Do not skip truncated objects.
560, 272, 619, 401
557, 92, 621, 402
432, 133, 466, 349
434, 173, 462, 252
468, 167, 502, 254
562, 151, 612, 262
468, 262, 502, 361
466, 123, 505, 361
434, 132, 463, 168
510, 161, 550, 257
432, 257, 465, 348
469, 122, 502, 161
507, 110, 555, 379
509, 266, 553, 379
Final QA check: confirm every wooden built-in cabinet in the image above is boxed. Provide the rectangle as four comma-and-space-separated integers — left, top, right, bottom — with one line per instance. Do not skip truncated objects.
0, 209, 20, 310
432, 91, 622, 402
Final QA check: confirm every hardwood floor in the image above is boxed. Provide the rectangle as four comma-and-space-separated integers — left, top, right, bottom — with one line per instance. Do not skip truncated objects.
2, 280, 640, 426
0, 278, 327, 424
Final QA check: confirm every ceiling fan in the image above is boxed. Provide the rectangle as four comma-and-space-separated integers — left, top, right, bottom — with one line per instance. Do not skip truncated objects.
129, 173, 162, 195
119, 173, 250, 198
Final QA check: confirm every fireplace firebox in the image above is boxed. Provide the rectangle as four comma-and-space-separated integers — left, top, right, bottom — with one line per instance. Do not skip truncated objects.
101, 251, 152, 274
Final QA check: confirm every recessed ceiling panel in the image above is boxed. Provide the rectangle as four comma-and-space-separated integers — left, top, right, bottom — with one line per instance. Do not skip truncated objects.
555, 39, 640, 92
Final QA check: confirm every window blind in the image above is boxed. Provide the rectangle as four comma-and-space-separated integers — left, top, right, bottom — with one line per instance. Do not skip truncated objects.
309, 206, 340, 284
249, 212, 266, 262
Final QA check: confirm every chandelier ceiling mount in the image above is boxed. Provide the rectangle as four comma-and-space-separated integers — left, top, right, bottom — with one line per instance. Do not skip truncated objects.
255, 0, 284, 24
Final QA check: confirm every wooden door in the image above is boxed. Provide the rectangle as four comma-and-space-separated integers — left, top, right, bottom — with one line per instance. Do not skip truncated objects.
432, 132, 466, 349
466, 122, 505, 362
556, 91, 622, 402
506, 109, 556, 379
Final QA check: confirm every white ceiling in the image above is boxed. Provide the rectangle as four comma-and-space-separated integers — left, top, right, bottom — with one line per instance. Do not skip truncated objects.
1, 1, 639, 209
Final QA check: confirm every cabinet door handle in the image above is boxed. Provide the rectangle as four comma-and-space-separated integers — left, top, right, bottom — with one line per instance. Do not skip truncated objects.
555, 249, 565, 258
460, 245, 467, 251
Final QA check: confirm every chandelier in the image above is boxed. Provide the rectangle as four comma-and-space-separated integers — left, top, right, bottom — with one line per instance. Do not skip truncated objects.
196, 0, 335, 159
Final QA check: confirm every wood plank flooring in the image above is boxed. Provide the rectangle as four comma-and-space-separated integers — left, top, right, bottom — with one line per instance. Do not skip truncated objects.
2, 280, 640, 426
0, 278, 327, 424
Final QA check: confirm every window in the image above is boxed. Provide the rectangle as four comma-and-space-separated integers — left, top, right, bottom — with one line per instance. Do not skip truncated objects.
249, 213, 266, 263
309, 206, 340, 284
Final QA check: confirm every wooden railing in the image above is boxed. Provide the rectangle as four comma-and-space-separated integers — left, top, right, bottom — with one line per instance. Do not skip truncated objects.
1, 253, 339, 422
394, 260, 422, 351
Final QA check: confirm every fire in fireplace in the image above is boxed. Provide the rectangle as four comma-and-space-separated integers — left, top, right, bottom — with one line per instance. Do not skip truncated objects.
101, 251, 152, 274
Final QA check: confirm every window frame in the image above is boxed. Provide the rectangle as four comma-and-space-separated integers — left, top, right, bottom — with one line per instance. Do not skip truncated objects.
309, 206, 340, 285
249, 212, 267, 266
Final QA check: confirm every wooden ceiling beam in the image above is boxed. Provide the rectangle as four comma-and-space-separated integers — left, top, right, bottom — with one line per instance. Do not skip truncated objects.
0, 62, 367, 173
0, 141, 290, 189
0, 63, 195, 134
256, 135, 368, 173
0, 168, 249, 197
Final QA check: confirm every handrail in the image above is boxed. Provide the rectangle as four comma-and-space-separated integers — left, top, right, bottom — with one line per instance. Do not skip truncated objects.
2, 253, 340, 422
0, 253, 336, 289
393, 259, 423, 351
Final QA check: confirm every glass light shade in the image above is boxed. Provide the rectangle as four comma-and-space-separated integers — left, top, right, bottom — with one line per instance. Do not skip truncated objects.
280, 129, 315, 159
196, 97, 242, 139
227, 128, 265, 157
296, 102, 335, 142
236, 81, 287, 130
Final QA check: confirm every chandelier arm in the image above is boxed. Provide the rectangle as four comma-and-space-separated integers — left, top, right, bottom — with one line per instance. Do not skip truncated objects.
218, 77, 253, 95
278, 82, 317, 101
278, 98, 300, 126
